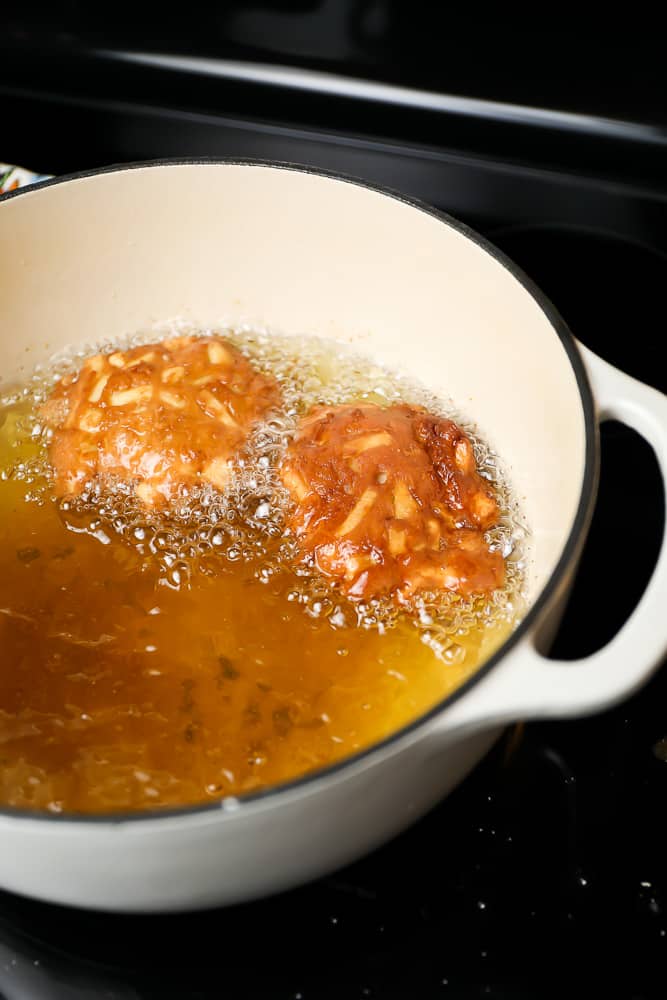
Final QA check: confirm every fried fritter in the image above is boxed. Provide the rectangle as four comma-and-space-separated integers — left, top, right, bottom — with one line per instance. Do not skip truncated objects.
42, 336, 280, 505
280, 403, 504, 602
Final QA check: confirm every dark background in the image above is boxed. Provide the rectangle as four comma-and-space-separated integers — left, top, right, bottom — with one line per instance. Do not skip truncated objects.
1, 5, 666, 998
5, 4, 667, 121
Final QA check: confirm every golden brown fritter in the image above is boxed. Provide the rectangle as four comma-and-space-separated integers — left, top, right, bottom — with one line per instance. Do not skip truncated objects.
42, 336, 280, 506
280, 403, 505, 603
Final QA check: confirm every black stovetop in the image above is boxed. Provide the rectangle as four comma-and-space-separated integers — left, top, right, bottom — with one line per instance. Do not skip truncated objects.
1, 25, 666, 999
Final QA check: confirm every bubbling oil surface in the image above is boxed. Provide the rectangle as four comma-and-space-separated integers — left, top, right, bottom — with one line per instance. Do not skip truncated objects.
0, 328, 526, 813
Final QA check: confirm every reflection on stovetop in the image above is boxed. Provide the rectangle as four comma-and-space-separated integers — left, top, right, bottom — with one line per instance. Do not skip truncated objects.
0, 205, 666, 996
6, 4, 667, 127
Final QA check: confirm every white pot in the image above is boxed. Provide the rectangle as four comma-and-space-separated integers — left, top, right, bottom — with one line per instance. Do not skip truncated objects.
0, 162, 665, 912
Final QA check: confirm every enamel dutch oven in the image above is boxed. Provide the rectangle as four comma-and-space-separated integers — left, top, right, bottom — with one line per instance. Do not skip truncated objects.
1, 161, 666, 912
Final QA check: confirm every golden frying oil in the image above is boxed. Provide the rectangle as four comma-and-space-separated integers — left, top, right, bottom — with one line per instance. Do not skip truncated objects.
0, 331, 525, 813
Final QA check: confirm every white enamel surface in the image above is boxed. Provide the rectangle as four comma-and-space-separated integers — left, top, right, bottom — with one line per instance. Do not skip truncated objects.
0, 163, 664, 912
433, 344, 667, 738
2, 728, 499, 911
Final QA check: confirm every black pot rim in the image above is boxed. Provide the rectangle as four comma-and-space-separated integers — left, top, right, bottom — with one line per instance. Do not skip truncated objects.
0, 157, 598, 825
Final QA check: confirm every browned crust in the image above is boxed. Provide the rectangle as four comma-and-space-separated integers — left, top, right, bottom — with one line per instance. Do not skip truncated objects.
280, 403, 505, 603
42, 336, 280, 505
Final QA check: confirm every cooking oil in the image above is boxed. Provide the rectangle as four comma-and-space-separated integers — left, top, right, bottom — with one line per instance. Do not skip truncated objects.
0, 328, 526, 812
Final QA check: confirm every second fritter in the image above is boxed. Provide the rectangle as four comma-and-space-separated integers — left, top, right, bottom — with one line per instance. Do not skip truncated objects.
280, 403, 505, 603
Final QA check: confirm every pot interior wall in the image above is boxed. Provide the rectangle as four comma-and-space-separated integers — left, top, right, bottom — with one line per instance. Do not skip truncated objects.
0, 164, 587, 601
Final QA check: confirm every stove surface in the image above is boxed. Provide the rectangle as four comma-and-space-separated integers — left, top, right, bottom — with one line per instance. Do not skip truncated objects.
0, 74, 666, 1000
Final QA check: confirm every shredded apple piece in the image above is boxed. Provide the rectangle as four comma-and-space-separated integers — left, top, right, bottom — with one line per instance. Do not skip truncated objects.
41, 336, 280, 505
280, 403, 504, 603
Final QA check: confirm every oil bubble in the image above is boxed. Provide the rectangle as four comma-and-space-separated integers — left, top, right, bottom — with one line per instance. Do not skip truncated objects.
0, 324, 527, 655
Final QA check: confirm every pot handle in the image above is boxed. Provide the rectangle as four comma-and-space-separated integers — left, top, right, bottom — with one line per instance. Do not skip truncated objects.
437, 342, 667, 735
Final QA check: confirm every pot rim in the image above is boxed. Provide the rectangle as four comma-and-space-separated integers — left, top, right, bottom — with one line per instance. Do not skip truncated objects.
0, 157, 598, 824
